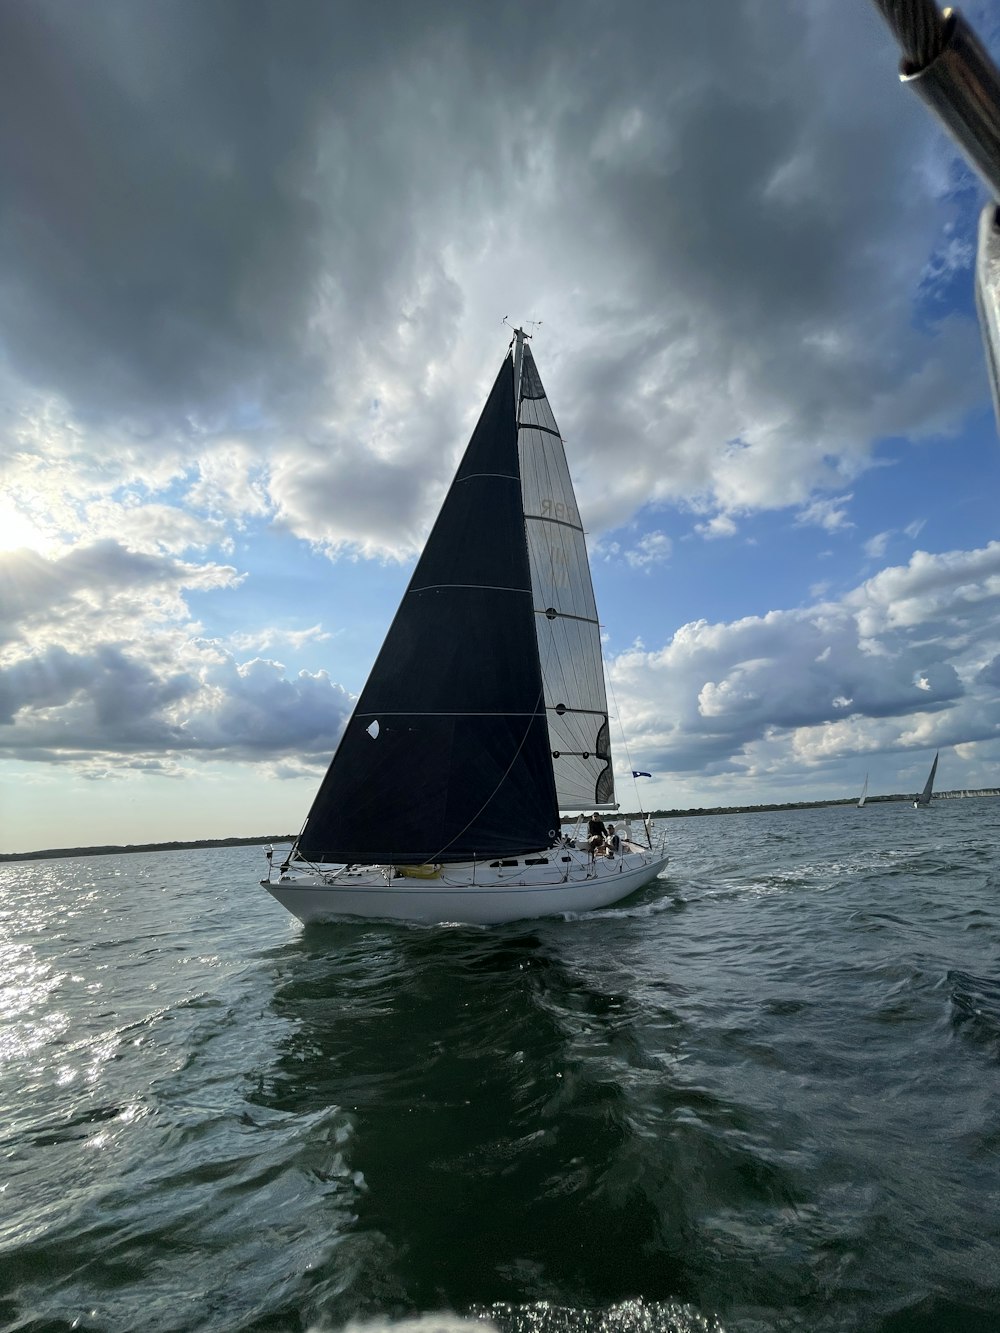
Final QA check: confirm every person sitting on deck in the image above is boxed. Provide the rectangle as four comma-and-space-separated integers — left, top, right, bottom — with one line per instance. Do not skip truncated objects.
607, 824, 621, 856
587, 812, 608, 855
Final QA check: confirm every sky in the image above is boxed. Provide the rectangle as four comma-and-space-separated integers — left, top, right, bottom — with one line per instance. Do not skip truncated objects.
3, 0, 1000, 854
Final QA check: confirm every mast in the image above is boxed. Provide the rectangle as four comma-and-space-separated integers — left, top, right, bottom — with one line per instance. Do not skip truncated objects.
511, 326, 527, 408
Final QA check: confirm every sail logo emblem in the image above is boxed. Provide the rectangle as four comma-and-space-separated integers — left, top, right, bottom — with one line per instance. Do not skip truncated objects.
539, 497, 577, 524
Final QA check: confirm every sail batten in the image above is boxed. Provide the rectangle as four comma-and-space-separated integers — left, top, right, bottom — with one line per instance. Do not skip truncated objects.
413, 583, 533, 593
526, 515, 586, 532
455, 473, 520, 482
354, 710, 547, 718
536, 610, 599, 626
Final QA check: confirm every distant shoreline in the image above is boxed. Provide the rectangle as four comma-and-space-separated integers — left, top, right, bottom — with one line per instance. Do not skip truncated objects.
0, 835, 297, 864
3, 790, 998, 863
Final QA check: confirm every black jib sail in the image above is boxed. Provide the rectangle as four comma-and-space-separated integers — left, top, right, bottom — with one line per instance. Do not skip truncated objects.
296, 355, 560, 865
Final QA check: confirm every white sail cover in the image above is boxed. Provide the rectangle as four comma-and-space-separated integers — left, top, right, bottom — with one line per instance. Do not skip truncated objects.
517, 344, 615, 810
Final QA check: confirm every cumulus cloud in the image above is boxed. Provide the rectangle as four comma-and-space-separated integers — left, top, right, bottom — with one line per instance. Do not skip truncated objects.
610, 542, 1000, 781
0, 541, 352, 767
0, 639, 354, 766
0, 541, 240, 652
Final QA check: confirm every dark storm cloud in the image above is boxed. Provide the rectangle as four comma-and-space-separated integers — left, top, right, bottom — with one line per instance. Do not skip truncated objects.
1, 0, 325, 419
1, 0, 981, 448
0, 0, 521, 424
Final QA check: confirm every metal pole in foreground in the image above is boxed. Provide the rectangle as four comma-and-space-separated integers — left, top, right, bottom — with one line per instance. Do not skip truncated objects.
896, 8, 1000, 199
873, 3, 1000, 430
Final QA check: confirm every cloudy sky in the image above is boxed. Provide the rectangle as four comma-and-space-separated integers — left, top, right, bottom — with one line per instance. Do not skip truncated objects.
3, 0, 1000, 854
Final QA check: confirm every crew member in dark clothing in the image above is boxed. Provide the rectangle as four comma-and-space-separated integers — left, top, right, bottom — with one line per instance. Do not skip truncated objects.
587, 812, 607, 854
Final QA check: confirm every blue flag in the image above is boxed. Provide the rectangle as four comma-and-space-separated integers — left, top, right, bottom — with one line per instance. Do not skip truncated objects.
632, 770, 651, 778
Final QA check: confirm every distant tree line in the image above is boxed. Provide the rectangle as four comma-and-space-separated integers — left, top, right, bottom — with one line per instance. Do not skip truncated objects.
0, 835, 296, 864
5, 789, 998, 862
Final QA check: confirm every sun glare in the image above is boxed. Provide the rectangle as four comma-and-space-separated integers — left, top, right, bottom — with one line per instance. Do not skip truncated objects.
0, 501, 54, 554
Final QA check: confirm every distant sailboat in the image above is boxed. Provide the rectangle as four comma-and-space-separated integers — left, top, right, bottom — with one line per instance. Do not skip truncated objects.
261, 328, 669, 924
857, 772, 868, 809
913, 751, 939, 809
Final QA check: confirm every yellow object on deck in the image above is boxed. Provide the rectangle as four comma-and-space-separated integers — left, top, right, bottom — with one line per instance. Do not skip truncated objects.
395, 863, 443, 880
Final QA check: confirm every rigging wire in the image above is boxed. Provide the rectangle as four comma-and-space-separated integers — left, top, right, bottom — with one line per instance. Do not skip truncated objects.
603, 661, 655, 848
423, 684, 552, 867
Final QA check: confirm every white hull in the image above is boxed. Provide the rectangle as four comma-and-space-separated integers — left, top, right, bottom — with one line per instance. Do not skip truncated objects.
263, 844, 669, 925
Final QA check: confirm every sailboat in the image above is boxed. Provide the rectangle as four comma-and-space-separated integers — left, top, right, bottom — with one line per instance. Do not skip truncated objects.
857, 772, 868, 809
913, 751, 939, 809
262, 328, 669, 925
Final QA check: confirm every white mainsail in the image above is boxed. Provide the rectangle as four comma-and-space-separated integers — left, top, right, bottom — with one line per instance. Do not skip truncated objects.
517, 344, 615, 810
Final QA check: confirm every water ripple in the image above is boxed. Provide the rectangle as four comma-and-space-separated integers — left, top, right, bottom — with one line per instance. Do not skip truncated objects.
2, 810, 1000, 1331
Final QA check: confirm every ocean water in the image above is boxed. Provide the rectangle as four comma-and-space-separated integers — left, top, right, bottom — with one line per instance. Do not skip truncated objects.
2, 800, 1000, 1333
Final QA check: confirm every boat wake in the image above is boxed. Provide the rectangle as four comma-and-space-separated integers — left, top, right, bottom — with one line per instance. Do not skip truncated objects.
332, 1298, 726, 1333
563, 887, 676, 923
